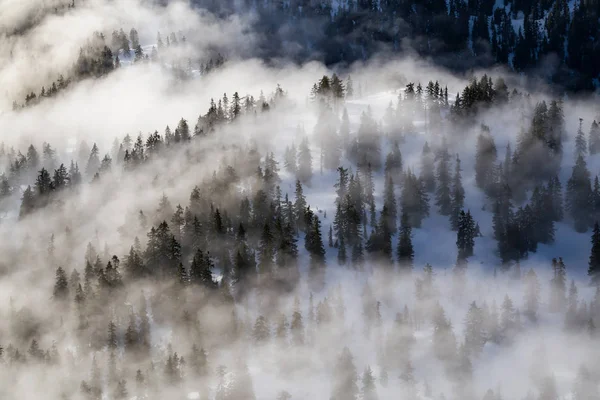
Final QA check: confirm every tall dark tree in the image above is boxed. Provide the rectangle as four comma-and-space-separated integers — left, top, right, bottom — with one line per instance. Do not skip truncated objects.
566, 155, 592, 232
450, 154, 465, 231
53, 267, 69, 300
397, 211, 414, 271
588, 222, 600, 286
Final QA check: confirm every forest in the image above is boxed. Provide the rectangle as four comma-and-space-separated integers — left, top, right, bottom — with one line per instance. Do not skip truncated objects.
1, 0, 600, 400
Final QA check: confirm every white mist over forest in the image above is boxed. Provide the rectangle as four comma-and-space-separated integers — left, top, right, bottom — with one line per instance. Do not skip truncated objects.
1, 1, 600, 400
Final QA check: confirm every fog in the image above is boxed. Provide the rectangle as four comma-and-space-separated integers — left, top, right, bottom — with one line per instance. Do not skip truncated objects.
1, 1, 600, 400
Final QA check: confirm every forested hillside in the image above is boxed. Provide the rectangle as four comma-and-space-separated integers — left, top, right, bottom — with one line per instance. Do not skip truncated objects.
1, 0, 600, 400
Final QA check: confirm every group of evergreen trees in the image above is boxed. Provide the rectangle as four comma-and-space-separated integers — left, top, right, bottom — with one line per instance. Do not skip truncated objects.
3, 67, 600, 399
200, 0, 600, 91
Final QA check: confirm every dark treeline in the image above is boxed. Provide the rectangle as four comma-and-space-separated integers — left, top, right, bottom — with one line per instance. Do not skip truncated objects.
192, 0, 600, 91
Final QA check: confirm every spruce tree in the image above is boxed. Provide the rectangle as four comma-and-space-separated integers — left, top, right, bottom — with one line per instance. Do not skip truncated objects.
297, 136, 313, 184
588, 222, 600, 286
294, 180, 308, 232
575, 118, 587, 159
53, 266, 69, 300
550, 257, 567, 312
383, 174, 397, 233
330, 347, 359, 400
475, 125, 497, 191
523, 268, 540, 321
589, 120, 600, 155
450, 154, 465, 231
361, 366, 378, 400
397, 211, 414, 271
435, 144, 452, 215
566, 155, 592, 232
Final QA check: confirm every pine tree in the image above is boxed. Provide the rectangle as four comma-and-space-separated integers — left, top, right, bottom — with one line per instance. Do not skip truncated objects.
258, 222, 276, 280
53, 267, 69, 300
294, 180, 308, 232
588, 222, 600, 286
457, 210, 476, 260
435, 144, 452, 215
464, 301, 485, 355
575, 118, 587, 159
475, 125, 498, 190
361, 366, 378, 400
401, 169, 430, 228
306, 214, 326, 288
566, 155, 592, 232
107, 320, 118, 350
450, 154, 465, 230
589, 121, 600, 155
382, 174, 397, 233
297, 136, 313, 184
253, 315, 270, 343
193, 250, 216, 289
550, 257, 567, 312
330, 347, 359, 400
397, 211, 414, 272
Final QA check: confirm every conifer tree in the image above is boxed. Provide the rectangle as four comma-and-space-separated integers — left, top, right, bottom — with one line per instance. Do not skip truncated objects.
588, 222, 600, 286
330, 347, 359, 400
435, 144, 452, 215
297, 137, 313, 184
190, 249, 216, 289
53, 266, 69, 300
456, 210, 476, 260
258, 222, 276, 279
294, 180, 307, 232
361, 366, 378, 400
475, 125, 497, 190
549, 258, 567, 312
253, 315, 270, 343
383, 174, 397, 233
589, 121, 600, 155
523, 268, 540, 321
575, 118, 587, 160
450, 154, 465, 231
401, 169, 429, 228
464, 301, 485, 355
397, 211, 414, 272
566, 155, 592, 232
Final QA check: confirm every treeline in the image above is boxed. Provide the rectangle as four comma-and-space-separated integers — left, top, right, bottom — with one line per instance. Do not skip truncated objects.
198, 0, 600, 91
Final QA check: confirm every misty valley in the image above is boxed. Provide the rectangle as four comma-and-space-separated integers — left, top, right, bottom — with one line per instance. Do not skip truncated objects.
0, 1, 600, 400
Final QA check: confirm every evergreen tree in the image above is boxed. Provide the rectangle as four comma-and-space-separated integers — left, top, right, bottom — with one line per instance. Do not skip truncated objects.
450, 154, 465, 231
401, 169, 430, 228
297, 136, 313, 184
464, 301, 485, 355
397, 211, 414, 272
435, 144, 452, 216
566, 155, 592, 232
330, 347, 359, 400
575, 118, 588, 160
361, 366, 378, 400
589, 121, 600, 155
588, 222, 600, 286
53, 266, 69, 300
190, 249, 216, 289
456, 210, 476, 260
549, 257, 567, 312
